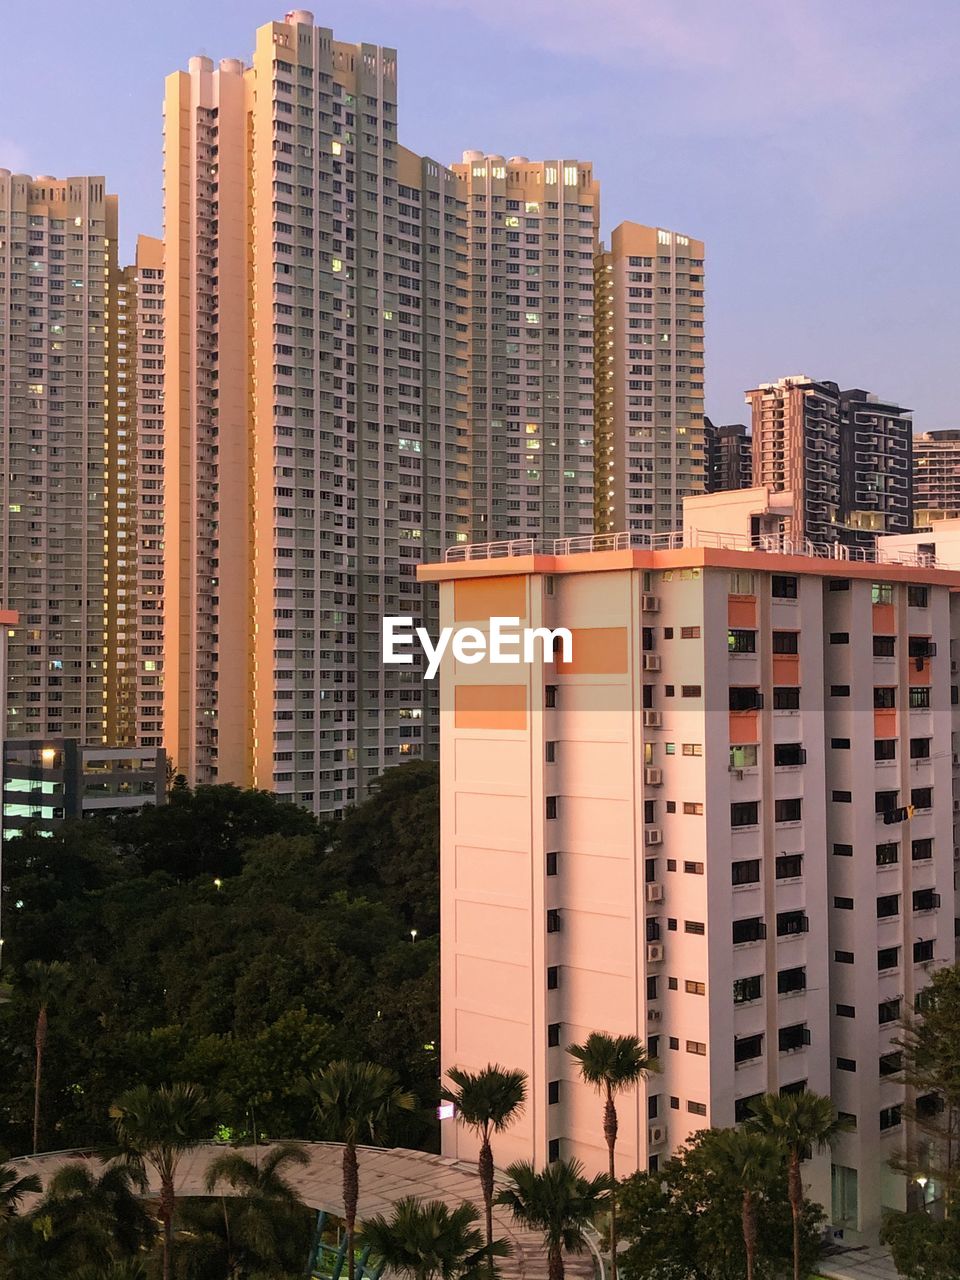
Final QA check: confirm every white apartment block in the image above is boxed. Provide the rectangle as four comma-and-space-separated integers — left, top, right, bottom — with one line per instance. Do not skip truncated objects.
424, 488, 960, 1243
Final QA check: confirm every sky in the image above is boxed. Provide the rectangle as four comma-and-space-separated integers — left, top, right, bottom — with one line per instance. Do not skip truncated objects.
2, 0, 958, 429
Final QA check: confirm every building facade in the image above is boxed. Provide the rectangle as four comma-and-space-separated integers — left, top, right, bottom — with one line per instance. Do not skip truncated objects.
914, 430, 960, 525
2, 737, 166, 837
746, 376, 912, 546
424, 488, 958, 1242
0, 173, 118, 744
595, 223, 705, 534
704, 418, 751, 492
450, 153, 598, 543
162, 11, 469, 809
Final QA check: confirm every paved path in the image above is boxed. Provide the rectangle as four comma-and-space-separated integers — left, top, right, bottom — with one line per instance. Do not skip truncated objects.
8, 1143, 600, 1280
819, 1246, 900, 1280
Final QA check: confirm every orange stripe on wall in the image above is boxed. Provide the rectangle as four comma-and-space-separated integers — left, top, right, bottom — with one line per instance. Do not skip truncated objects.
556, 627, 628, 675
872, 603, 895, 633
772, 654, 800, 685
728, 596, 757, 628
454, 684, 527, 731
454, 575, 528, 623
729, 711, 759, 745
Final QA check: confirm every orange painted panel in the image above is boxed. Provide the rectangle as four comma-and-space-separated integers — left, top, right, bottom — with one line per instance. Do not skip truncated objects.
454, 684, 527, 731
454, 575, 527, 623
556, 627, 628, 676
873, 603, 895, 633
728, 596, 757, 628
910, 660, 932, 686
874, 708, 897, 738
772, 655, 800, 685
729, 711, 760, 745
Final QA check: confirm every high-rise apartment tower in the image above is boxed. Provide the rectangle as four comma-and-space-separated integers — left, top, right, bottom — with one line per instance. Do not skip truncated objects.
914, 430, 960, 526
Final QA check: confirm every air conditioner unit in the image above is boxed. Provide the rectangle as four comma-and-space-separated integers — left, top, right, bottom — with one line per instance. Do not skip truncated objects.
729, 767, 744, 780
642, 594, 660, 612
643, 710, 662, 728
647, 1008, 662, 1022
646, 881, 664, 902
646, 942, 664, 963
648, 1125, 667, 1146
643, 654, 662, 671
645, 767, 663, 786
645, 828, 663, 846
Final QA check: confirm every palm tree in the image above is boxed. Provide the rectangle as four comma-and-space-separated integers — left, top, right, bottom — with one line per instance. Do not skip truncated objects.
360, 1196, 510, 1280
110, 1082, 214, 1280
748, 1091, 849, 1280
495, 1159, 610, 1280
702, 1129, 783, 1280
0, 1162, 41, 1221
202, 1141, 310, 1276
26, 1160, 155, 1269
567, 1033, 655, 1280
440, 1064, 527, 1272
309, 1059, 416, 1280
21, 958, 71, 1154
70, 1264, 149, 1280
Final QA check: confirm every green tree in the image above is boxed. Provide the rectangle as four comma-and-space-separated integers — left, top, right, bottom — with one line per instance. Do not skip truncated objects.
111, 1082, 215, 1280
361, 1196, 509, 1280
20, 959, 72, 1153
748, 1091, 848, 1280
881, 1209, 960, 1280
693, 1129, 784, 1280
309, 1060, 416, 1280
567, 1033, 655, 1280
19, 1161, 155, 1271
440, 1065, 527, 1272
495, 1159, 609, 1280
896, 963, 960, 1214
0, 1162, 41, 1221
201, 1141, 311, 1277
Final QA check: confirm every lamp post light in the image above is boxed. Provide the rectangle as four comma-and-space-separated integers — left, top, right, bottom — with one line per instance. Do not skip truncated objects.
213, 878, 223, 891
916, 1174, 929, 1212
410, 928, 418, 943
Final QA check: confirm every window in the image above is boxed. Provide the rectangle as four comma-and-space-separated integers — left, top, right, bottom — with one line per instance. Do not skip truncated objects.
647, 975, 659, 1001
834, 897, 854, 910
835, 950, 855, 964
730, 572, 755, 594
548, 1080, 560, 1104
772, 631, 799, 654
734, 1034, 764, 1063
681, 626, 701, 639
683, 860, 704, 875
778, 1024, 811, 1052
877, 946, 899, 971
837, 1058, 857, 1072
734, 975, 762, 1003
684, 921, 705, 935
831, 738, 851, 749
775, 798, 802, 823
777, 966, 806, 994
545, 685, 557, 708
912, 838, 934, 862
687, 1100, 707, 1116
908, 585, 929, 608
681, 685, 702, 698
546, 909, 561, 933
548, 1138, 560, 1162
873, 636, 896, 657
547, 966, 559, 990
879, 1052, 903, 1077
878, 998, 901, 1025
774, 743, 806, 766
829, 578, 850, 591
732, 859, 761, 886
681, 743, 703, 756
733, 917, 766, 944
730, 745, 759, 767
910, 738, 931, 760
545, 741, 557, 763
546, 852, 559, 876
831, 685, 850, 697
730, 687, 763, 710
773, 687, 801, 709
683, 802, 704, 815
877, 894, 900, 919
875, 739, 896, 761
876, 842, 899, 866
772, 575, 797, 599
776, 910, 809, 936
776, 854, 803, 880
874, 687, 896, 709
872, 583, 894, 604
548, 1023, 561, 1047
879, 1105, 902, 1131
830, 632, 850, 645
728, 629, 756, 654
731, 801, 759, 827
836, 1004, 856, 1018
876, 790, 899, 815
734, 1094, 762, 1122
685, 980, 706, 995
833, 843, 853, 857
912, 787, 933, 810
909, 687, 931, 709
648, 1095, 659, 1119
546, 796, 558, 819
913, 888, 941, 911
832, 790, 852, 803
914, 939, 934, 963
686, 1040, 707, 1056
